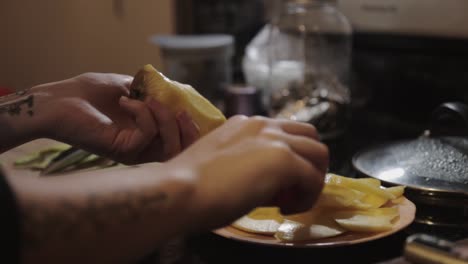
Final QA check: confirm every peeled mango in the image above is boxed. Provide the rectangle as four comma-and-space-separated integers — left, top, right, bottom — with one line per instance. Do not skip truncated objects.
130, 64, 226, 136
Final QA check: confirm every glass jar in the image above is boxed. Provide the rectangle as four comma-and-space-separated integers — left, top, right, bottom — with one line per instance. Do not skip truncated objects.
244, 0, 352, 140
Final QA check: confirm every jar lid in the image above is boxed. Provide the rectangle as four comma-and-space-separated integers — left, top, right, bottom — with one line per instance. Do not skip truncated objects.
150, 34, 235, 58
224, 85, 265, 117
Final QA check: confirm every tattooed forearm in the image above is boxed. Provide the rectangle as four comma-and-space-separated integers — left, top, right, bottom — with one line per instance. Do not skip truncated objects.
21, 190, 168, 249
0, 95, 34, 116
0, 88, 35, 116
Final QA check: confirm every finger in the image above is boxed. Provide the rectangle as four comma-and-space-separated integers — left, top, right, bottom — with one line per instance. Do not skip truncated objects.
177, 111, 200, 148
147, 98, 182, 159
109, 74, 133, 95
237, 116, 319, 139
261, 129, 329, 173
289, 136, 329, 173
274, 153, 325, 215
119, 96, 158, 152
276, 120, 319, 140
110, 74, 133, 86
227, 115, 249, 124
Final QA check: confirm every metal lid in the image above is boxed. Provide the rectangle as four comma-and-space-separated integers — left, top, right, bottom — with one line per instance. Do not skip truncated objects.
353, 102, 468, 196
353, 137, 468, 195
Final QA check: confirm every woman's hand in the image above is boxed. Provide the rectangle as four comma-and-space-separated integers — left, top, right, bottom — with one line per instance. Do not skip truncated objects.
5, 115, 328, 263
32, 73, 200, 164
166, 115, 329, 231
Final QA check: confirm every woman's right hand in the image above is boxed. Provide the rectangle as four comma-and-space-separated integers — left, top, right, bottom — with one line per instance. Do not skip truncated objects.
166, 115, 329, 231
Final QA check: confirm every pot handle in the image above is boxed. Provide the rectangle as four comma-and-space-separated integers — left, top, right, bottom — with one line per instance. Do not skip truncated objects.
430, 102, 468, 137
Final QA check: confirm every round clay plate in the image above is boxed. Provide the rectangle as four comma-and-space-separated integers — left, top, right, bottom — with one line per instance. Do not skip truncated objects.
213, 197, 416, 248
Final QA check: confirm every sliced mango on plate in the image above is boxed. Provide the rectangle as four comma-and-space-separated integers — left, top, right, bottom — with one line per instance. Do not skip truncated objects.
331, 207, 399, 233
230, 174, 407, 241
232, 207, 284, 235
276, 210, 346, 241
356, 178, 381, 188
326, 174, 396, 200
386, 186, 406, 198
360, 193, 388, 209
317, 185, 371, 210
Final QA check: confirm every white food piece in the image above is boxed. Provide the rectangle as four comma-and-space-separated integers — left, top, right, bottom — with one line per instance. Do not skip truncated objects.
232, 216, 282, 235
275, 210, 346, 241
334, 213, 398, 232
276, 219, 346, 241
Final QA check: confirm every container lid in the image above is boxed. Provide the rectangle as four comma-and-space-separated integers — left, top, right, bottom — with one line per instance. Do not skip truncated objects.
150, 34, 235, 58
224, 85, 265, 117
353, 102, 468, 196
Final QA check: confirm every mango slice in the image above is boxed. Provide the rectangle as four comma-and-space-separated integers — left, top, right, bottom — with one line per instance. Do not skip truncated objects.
317, 185, 371, 210
276, 210, 346, 241
326, 174, 396, 200
130, 64, 226, 136
356, 178, 381, 187
360, 194, 388, 209
386, 186, 406, 198
331, 208, 399, 233
232, 207, 284, 235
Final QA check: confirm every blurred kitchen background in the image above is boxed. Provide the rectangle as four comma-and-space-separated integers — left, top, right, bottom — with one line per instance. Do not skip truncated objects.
2, 0, 468, 170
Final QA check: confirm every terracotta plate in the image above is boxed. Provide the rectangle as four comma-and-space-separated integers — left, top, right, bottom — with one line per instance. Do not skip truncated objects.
213, 198, 416, 248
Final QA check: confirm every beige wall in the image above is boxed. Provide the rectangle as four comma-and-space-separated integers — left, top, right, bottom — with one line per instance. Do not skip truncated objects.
0, 0, 175, 90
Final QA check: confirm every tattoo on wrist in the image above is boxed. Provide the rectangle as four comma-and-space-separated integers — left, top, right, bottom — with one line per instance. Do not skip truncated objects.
0, 88, 35, 117
21, 190, 168, 250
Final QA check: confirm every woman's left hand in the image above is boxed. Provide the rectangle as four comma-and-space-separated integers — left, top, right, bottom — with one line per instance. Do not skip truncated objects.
34, 73, 200, 164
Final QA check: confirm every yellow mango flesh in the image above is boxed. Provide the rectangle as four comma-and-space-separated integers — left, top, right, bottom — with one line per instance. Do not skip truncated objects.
326, 174, 396, 200
130, 64, 226, 136
356, 178, 381, 187
360, 194, 388, 209
386, 186, 406, 198
317, 185, 371, 210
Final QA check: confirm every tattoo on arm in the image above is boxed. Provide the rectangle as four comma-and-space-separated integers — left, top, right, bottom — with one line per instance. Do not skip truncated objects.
0, 88, 35, 117
20, 190, 168, 250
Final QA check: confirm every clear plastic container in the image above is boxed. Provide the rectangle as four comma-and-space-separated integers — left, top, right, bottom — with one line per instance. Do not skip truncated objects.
152, 35, 234, 105
243, 0, 352, 139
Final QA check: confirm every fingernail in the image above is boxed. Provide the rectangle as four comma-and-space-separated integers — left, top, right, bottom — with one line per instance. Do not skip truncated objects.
120, 96, 129, 102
